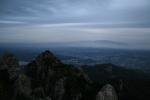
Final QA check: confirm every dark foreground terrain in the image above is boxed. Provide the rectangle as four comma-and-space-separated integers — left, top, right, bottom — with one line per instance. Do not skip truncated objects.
0, 50, 150, 100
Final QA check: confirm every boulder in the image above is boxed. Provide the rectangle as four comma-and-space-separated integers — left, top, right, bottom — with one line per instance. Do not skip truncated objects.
96, 84, 118, 100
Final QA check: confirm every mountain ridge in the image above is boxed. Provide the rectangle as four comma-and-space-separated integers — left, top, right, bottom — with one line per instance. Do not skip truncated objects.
0, 50, 150, 100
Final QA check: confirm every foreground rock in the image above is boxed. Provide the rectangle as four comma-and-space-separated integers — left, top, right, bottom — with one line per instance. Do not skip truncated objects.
0, 52, 31, 100
96, 84, 118, 100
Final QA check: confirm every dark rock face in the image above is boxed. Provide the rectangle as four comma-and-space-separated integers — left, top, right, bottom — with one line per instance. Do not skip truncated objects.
2, 50, 150, 100
25, 50, 92, 100
96, 84, 118, 100
54, 78, 66, 100
2, 49, 150, 100
0, 50, 122, 100
0, 52, 31, 100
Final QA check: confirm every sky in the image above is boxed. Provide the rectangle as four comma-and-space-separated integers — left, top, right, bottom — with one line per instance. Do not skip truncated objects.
0, 0, 150, 49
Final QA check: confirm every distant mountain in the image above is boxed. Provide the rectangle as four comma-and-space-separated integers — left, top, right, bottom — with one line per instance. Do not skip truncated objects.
93, 40, 127, 46
59, 40, 128, 48
0, 40, 128, 49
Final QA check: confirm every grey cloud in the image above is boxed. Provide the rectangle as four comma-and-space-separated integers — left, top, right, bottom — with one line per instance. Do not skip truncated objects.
0, 0, 150, 27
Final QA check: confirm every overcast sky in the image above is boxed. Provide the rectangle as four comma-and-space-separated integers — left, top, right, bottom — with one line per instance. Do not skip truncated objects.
0, 0, 150, 49
0, 0, 150, 25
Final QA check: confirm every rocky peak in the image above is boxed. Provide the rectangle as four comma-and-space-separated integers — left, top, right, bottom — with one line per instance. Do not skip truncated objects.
26, 50, 62, 83
25, 50, 92, 100
35, 50, 61, 66
0, 50, 93, 100
96, 84, 118, 100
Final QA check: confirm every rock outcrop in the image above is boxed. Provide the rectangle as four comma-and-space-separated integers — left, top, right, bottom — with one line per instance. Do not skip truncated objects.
25, 50, 92, 100
54, 78, 66, 100
96, 84, 118, 100
0, 50, 93, 100
0, 50, 120, 100
0, 52, 32, 100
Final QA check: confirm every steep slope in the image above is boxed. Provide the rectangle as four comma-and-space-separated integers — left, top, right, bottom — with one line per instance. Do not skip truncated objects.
0, 52, 31, 100
0, 51, 94, 100
82, 63, 150, 100
1, 50, 150, 100
25, 50, 92, 100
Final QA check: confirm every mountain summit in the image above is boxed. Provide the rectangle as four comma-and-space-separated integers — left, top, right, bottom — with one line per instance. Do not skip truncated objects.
35, 50, 61, 66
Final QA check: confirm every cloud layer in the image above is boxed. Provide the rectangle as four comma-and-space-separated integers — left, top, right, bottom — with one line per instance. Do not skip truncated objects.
0, 0, 150, 26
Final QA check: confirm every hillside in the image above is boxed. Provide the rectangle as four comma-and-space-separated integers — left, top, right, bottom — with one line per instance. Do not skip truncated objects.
82, 64, 150, 100
0, 50, 150, 100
